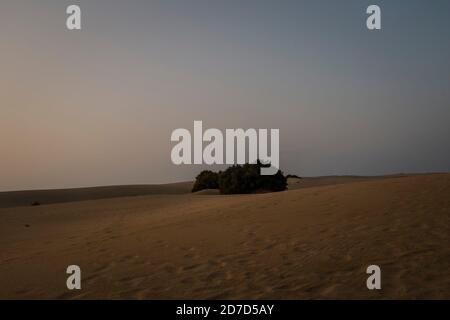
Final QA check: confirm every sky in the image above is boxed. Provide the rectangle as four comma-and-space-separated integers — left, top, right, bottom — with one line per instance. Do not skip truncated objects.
1, 0, 450, 191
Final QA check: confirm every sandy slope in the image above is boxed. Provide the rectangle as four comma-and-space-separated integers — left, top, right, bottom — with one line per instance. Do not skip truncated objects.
0, 174, 449, 299
0, 182, 193, 208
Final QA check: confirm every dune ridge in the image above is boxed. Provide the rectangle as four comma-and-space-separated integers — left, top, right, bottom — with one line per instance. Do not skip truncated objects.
0, 182, 193, 208
0, 174, 423, 208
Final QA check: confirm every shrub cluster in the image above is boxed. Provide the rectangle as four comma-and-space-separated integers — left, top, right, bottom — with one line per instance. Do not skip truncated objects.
192, 162, 287, 194
191, 170, 220, 192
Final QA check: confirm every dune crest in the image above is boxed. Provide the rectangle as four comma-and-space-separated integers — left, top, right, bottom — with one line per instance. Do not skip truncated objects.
0, 182, 193, 208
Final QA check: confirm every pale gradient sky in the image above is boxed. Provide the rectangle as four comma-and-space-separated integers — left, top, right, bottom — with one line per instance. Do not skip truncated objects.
1, 0, 450, 191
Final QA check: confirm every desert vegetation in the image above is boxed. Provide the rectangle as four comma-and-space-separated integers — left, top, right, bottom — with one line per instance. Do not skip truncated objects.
192, 162, 287, 194
191, 170, 220, 192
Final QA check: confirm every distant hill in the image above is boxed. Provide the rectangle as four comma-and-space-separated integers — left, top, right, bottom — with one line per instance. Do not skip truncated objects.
0, 182, 193, 208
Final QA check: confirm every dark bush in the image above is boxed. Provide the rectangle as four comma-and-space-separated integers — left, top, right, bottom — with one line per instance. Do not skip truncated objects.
192, 162, 288, 194
286, 174, 302, 179
192, 170, 220, 192
218, 161, 287, 194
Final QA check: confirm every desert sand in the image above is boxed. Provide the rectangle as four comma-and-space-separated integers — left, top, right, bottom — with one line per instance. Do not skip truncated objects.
0, 174, 449, 299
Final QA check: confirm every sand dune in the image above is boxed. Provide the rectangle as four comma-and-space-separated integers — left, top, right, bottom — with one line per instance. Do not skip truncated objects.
286, 174, 416, 190
0, 174, 449, 299
0, 175, 408, 208
0, 182, 193, 208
